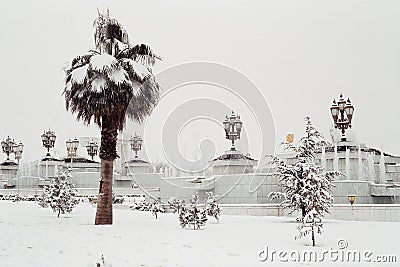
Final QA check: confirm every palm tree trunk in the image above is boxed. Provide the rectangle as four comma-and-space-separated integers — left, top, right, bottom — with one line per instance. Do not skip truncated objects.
95, 116, 118, 225
95, 159, 114, 224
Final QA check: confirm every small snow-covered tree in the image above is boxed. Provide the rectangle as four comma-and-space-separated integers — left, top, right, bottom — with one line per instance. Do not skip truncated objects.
179, 194, 207, 230
150, 198, 164, 219
205, 192, 221, 222
268, 117, 339, 246
168, 197, 184, 214
39, 168, 79, 217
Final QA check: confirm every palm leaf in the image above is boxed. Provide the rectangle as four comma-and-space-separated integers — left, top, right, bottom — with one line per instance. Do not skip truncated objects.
117, 44, 161, 65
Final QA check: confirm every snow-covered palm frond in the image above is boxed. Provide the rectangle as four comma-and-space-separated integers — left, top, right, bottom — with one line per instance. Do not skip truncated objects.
109, 66, 129, 85
64, 11, 160, 131
125, 76, 160, 123
93, 9, 129, 56
117, 44, 161, 66
90, 53, 118, 72
70, 64, 89, 84
68, 52, 96, 70
64, 43, 159, 130
122, 58, 151, 81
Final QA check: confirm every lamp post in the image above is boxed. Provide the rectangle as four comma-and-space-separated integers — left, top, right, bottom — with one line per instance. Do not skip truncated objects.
223, 111, 243, 151
12, 141, 23, 200
86, 139, 99, 161
66, 138, 79, 167
330, 94, 354, 142
41, 129, 56, 157
1, 136, 16, 161
12, 141, 24, 164
129, 133, 143, 158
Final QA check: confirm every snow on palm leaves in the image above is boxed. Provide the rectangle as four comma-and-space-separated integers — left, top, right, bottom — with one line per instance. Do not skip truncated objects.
269, 117, 339, 246
63, 10, 160, 225
63, 10, 160, 131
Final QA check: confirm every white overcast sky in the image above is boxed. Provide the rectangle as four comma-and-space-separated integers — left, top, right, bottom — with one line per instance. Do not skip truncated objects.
1, 0, 399, 163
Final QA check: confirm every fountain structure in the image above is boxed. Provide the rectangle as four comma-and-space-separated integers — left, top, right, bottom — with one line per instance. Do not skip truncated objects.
2, 95, 400, 205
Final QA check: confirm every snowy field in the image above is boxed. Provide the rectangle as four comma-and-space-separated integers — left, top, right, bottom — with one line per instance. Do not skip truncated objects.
0, 202, 399, 267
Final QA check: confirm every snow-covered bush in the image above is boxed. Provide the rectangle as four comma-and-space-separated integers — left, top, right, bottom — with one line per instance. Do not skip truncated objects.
268, 117, 339, 246
112, 193, 124, 204
179, 194, 207, 230
150, 199, 165, 219
38, 168, 79, 217
131, 200, 151, 211
168, 198, 184, 214
205, 192, 221, 222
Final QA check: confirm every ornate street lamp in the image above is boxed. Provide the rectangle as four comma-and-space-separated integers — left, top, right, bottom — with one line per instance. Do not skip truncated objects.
12, 141, 24, 164
129, 133, 143, 158
41, 129, 56, 157
223, 111, 243, 151
1, 136, 16, 161
66, 138, 79, 165
330, 94, 354, 141
86, 139, 99, 161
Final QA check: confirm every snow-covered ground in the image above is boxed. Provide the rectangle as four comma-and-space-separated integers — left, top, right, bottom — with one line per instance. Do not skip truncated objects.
0, 201, 399, 266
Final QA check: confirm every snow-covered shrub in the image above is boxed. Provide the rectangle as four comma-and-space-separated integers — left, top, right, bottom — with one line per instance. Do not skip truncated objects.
179, 194, 207, 230
205, 192, 221, 222
38, 168, 79, 217
168, 198, 184, 214
268, 117, 339, 246
150, 199, 165, 219
131, 200, 151, 211
112, 193, 124, 204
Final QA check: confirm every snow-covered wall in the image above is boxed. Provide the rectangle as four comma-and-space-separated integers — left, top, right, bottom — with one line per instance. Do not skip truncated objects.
219, 203, 400, 222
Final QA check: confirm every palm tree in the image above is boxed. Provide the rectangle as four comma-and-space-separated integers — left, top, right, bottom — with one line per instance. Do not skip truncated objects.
63, 10, 160, 225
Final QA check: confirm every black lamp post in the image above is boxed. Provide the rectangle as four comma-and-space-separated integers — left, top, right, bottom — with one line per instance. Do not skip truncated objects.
223, 111, 243, 150
129, 133, 143, 158
1, 136, 16, 161
41, 129, 56, 157
86, 139, 99, 161
330, 94, 354, 141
